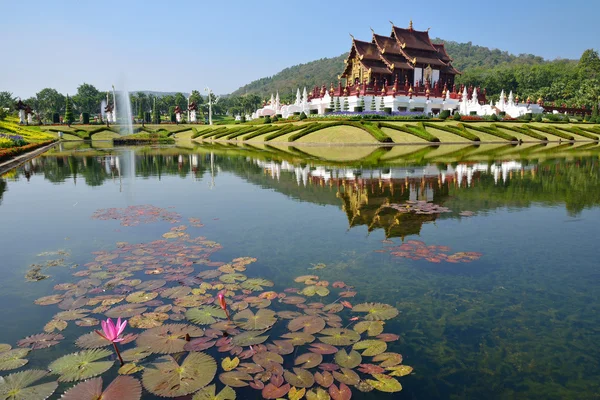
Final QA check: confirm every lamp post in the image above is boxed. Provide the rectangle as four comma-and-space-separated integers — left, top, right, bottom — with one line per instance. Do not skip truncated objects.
204, 87, 220, 126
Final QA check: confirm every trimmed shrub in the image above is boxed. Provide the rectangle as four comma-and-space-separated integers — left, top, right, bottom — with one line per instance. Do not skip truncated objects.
439, 110, 450, 120
469, 111, 477, 116
271, 115, 279, 122
494, 124, 547, 141
310, 109, 318, 115
342, 97, 349, 111
324, 108, 333, 113
287, 121, 392, 143
293, 112, 301, 116
499, 111, 506, 117
379, 122, 439, 142
241, 115, 246, 123
299, 112, 307, 120
264, 124, 307, 141
461, 123, 517, 141
423, 122, 480, 141
53, 113, 60, 123
534, 114, 543, 122
242, 125, 281, 140
354, 106, 363, 112
264, 115, 272, 124
453, 112, 462, 121
528, 125, 574, 140
82, 112, 90, 124
490, 113, 499, 121
64, 95, 74, 125
383, 107, 392, 114
170, 114, 176, 123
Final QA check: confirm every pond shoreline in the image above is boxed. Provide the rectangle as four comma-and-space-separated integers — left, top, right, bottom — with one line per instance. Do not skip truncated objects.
0, 141, 58, 175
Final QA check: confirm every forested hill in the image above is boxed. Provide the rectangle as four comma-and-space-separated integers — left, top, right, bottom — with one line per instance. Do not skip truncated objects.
231, 40, 559, 98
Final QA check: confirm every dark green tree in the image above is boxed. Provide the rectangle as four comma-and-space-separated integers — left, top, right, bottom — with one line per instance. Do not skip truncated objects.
0, 92, 14, 109
64, 95, 74, 126
152, 99, 160, 124
73, 83, 101, 114
35, 88, 65, 122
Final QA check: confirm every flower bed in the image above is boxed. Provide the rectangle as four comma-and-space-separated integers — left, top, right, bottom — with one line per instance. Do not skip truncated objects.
0, 133, 27, 148
0, 140, 56, 162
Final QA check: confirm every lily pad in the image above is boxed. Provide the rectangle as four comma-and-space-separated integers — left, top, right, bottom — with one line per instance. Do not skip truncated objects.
302, 286, 330, 297
75, 332, 112, 349
353, 321, 384, 337
266, 340, 294, 355
262, 383, 291, 399
61, 376, 142, 400
118, 363, 145, 375
0, 349, 30, 371
219, 371, 252, 388
352, 303, 399, 321
372, 353, 402, 367
186, 306, 227, 325
365, 374, 402, 393
252, 352, 283, 367
240, 278, 273, 292
0, 369, 58, 400
136, 324, 204, 354
386, 365, 413, 377
306, 387, 331, 400
0, 345, 10, 353
219, 273, 246, 284
352, 340, 387, 357
314, 371, 334, 388
308, 343, 338, 355
233, 309, 277, 330
104, 304, 147, 318
334, 349, 362, 369
332, 368, 359, 386
192, 384, 236, 400
125, 291, 158, 304
318, 329, 360, 346
53, 309, 90, 321
221, 357, 239, 372
231, 331, 269, 347
34, 295, 63, 306
17, 333, 63, 350
160, 286, 191, 299
121, 347, 153, 362
135, 280, 166, 291
129, 312, 169, 329
142, 352, 217, 397
288, 387, 306, 400
328, 382, 352, 400
280, 332, 315, 346
288, 316, 326, 335
48, 349, 113, 382
283, 368, 314, 388
295, 353, 323, 369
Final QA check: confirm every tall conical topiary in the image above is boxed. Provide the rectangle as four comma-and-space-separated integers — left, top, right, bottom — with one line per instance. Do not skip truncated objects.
360, 96, 365, 109
380, 96, 385, 111
64, 95, 74, 126
138, 102, 144, 121
371, 96, 376, 111
153, 100, 160, 124
335, 97, 341, 112
329, 95, 334, 110
342, 97, 349, 111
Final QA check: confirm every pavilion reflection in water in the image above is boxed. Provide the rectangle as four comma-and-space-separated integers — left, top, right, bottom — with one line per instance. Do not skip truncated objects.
254, 159, 533, 239
5, 149, 542, 239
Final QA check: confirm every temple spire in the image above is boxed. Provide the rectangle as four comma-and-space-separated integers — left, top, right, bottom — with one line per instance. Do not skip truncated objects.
409, 20, 413, 30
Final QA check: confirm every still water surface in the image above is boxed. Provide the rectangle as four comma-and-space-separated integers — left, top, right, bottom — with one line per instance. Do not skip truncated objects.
0, 142, 599, 399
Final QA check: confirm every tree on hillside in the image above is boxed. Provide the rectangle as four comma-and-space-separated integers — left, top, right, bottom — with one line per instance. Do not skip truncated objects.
578, 49, 600, 107
174, 93, 187, 110
64, 95, 74, 126
0, 92, 14, 109
36, 88, 65, 123
73, 83, 101, 114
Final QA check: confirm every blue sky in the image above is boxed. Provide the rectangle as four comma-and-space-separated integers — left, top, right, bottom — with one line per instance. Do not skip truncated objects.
2, 0, 598, 98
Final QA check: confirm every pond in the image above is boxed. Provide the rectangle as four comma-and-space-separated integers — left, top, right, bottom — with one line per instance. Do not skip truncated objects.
0, 142, 599, 399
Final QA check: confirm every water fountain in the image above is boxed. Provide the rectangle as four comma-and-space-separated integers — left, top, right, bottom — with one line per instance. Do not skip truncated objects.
112, 84, 134, 134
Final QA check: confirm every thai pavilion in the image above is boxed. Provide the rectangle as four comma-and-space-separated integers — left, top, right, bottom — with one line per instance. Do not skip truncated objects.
251, 21, 543, 119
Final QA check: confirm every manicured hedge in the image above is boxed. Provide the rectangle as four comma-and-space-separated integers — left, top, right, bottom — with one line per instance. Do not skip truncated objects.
496, 124, 547, 141
459, 123, 517, 141
0, 140, 56, 162
225, 126, 259, 140
191, 127, 213, 139
422, 122, 480, 141
198, 127, 228, 139
379, 122, 439, 142
528, 125, 574, 140
264, 124, 307, 141
554, 126, 599, 140
288, 121, 392, 143
242, 125, 282, 140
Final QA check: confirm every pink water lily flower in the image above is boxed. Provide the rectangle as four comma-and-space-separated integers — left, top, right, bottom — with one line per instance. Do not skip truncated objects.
96, 317, 127, 342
